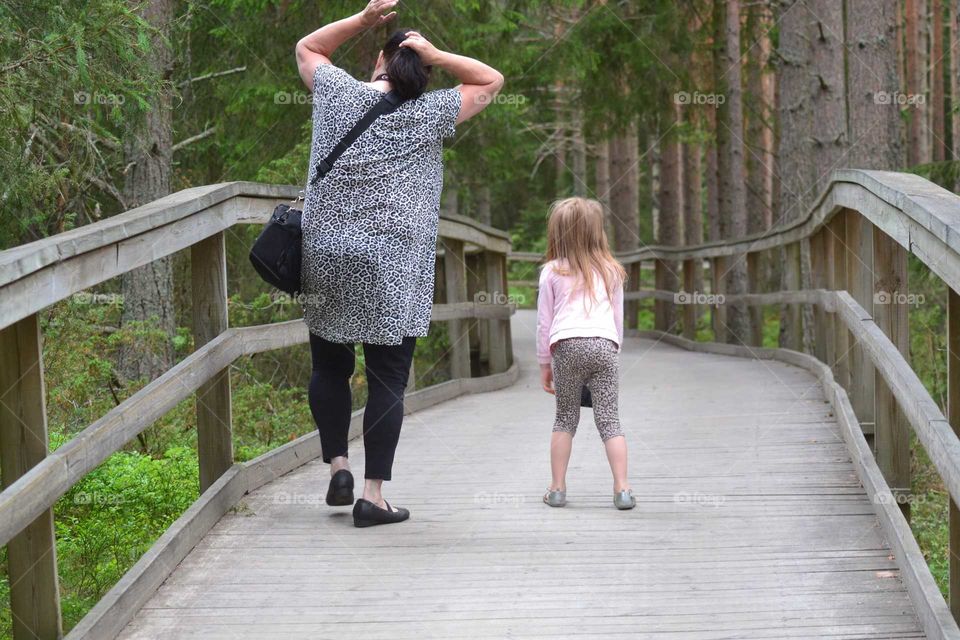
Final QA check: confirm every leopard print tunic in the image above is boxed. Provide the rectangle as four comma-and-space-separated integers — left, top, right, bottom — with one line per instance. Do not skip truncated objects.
300, 64, 462, 345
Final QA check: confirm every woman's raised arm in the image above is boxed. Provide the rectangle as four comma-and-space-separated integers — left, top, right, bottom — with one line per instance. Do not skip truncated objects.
295, 0, 398, 91
399, 32, 504, 124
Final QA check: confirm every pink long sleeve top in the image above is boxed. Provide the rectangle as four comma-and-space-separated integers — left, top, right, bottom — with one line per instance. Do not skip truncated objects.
536, 259, 624, 365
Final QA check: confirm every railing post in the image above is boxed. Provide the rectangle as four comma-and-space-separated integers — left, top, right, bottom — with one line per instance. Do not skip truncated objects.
747, 251, 763, 347
484, 250, 509, 374
826, 214, 850, 389
682, 258, 696, 340
782, 241, 803, 351
442, 238, 471, 379
845, 212, 876, 438
949, 287, 960, 616
626, 261, 640, 331
712, 256, 727, 343
466, 250, 484, 369
191, 231, 233, 492
874, 229, 911, 518
809, 228, 830, 364
0, 313, 63, 640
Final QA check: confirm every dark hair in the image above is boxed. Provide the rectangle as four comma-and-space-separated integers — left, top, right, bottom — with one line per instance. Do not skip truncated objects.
382, 29, 431, 100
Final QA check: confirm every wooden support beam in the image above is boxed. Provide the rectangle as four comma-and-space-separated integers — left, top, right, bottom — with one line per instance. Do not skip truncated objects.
626, 262, 641, 330
466, 252, 484, 366
191, 232, 233, 492
0, 313, 62, 640
442, 238, 471, 379
875, 228, 911, 519
950, 287, 960, 616
682, 258, 697, 340
485, 251, 509, 374
712, 257, 728, 343
827, 214, 850, 389
809, 229, 831, 364
845, 212, 877, 436
782, 242, 803, 351
747, 252, 763, 347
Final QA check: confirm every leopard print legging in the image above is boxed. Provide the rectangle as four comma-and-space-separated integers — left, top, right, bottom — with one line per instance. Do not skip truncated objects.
551, 337, 624, 441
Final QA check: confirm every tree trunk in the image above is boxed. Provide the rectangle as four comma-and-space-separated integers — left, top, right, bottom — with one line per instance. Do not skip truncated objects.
950, 1, 960, 162
608, 124, 640, 252
595, 138, 614, 239
683, 134, 704, 301
745, 0, 774, 234
705, 108, 721, 243
656, 104, 682, 331
475, 185, 491, 226
845, 0, 903, 170
933, 0, 947, 162
906, 0, 925, 165
714, 0, 751, 345
571, 107, 588, 196
118, 0, 176, 384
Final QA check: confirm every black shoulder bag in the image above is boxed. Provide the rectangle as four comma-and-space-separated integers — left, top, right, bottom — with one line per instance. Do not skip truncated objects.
249, 90, 404, 296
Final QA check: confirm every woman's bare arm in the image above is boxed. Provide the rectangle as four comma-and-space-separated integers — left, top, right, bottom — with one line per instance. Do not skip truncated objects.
400, 32, 504, 124
295, 0, 398, 91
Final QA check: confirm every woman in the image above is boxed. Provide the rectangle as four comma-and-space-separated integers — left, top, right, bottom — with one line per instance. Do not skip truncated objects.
294, 0, 503, 527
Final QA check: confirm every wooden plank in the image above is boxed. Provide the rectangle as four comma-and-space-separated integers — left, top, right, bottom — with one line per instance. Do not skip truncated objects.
442, 238, 471, 379
191, 232, 233, 492
0, 313, 62, 639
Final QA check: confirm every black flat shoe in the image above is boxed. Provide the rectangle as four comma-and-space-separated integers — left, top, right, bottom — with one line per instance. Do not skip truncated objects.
353, 498, 410, 528
325, 469, 355, 506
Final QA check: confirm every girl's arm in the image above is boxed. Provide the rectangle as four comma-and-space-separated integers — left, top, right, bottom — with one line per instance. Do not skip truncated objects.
295, 0, 398, 90
537, 266, 556, 394
613, 283, 624, 348
399, 32, 504, 124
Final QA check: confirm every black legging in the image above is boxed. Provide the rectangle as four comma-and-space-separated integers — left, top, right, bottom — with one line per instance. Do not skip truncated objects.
308, 333, 417, 481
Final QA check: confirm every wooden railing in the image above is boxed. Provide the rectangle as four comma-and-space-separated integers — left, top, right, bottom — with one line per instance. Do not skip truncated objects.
507, 169, 960, 640
0, 182, 516, 640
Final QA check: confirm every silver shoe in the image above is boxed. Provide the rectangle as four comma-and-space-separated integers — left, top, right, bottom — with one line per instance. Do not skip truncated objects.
614, 490, 636, 510
543, 489, 567, 507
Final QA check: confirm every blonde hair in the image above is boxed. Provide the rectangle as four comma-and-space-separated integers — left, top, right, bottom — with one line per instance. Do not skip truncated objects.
544, 197, 626, 306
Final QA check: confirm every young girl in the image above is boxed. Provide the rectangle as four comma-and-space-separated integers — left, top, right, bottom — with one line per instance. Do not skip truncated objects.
536, 197, 634, 510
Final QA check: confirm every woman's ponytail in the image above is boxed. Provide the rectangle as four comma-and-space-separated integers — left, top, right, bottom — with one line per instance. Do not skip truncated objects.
382, 30, 430, 100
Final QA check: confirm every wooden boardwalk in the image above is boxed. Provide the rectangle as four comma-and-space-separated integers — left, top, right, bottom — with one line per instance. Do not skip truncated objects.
118, 309, 923, 639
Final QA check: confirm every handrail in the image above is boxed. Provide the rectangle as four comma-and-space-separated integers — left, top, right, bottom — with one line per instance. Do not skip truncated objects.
0, 182, 516, 640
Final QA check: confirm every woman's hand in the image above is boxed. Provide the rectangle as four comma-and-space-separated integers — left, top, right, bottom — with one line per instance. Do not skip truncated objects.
399, 31, 445, 65
541, 365, 555, 395
360, 0, 399, 28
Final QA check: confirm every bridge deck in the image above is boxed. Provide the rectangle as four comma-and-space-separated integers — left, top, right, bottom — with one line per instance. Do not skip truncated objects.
118, 310, 923, 639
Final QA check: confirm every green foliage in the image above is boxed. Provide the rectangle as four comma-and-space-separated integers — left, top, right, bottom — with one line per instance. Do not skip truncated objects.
0, 0, 160, 248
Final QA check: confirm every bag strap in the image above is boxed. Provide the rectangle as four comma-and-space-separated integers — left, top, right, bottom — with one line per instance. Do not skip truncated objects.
309, 90, 404, 186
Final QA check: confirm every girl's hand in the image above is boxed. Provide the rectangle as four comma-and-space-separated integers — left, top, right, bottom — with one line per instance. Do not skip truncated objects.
360, 0, 399, 28
399, 31, 445, 65
541, 365, 555, 394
